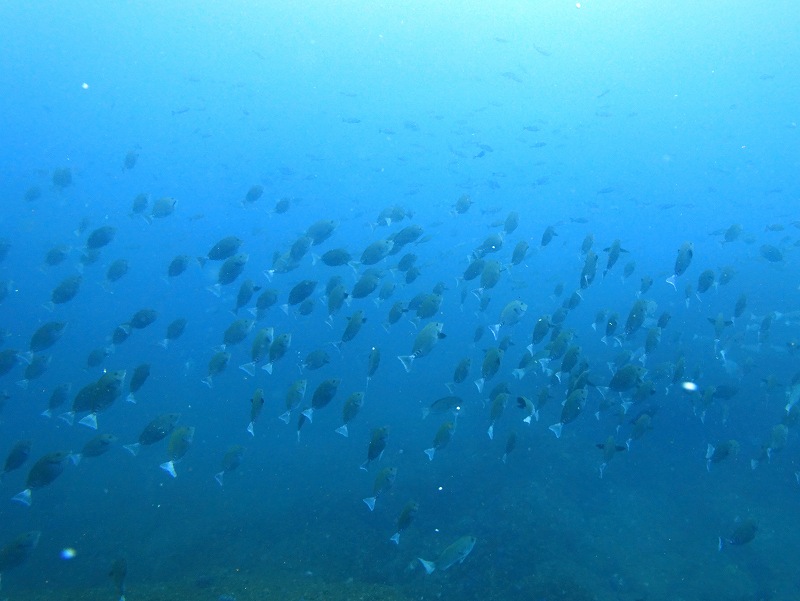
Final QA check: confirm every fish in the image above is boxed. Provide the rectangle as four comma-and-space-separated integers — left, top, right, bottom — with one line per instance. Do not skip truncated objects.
361, 426, 389, 470
202, 351, 230, 387
42, 383, 71, 418
279, 379, 307, 424
130, 192, 148, 216
263, 333, 291, 374
217, 253, 248, 286
160, 425, 195, 477
759, 244, 783, 262
366, 346, 381, 386
340, 310, 367, 344
418, 535, 476, 574
490, 300, 527, 338
306, 220, 337, 245
85, 225, 116, 250
130, 308, 158, 329
234, 279, 261, 314
247, 388, 265, 435
301, 378, 340, 422
390, 501, 419, 544
243, 185, 263, 204
43, 244, 70, 267
109, 557, 127, 601
453, 195, 473, 214
240, 327, 273, 375
160, 318, 188, 349
124, 413, 181, 455
150, 196, 177, 219
167, 255, 190, 278
541, 225, 557, 247
424, 420, 456, 460
335, 389, 367, 438
0, 531, 41, 574
450, 358, 471, 389
71, 433, 117, 464
287, 279, 317, 306
531, 316, 553, 349
719, 518, 757, 550
202, 236, 243, 263
398, 322, 446, 372
362, 466, 397, 511
126, 363, 151, 403
696, 268, 715, 294
487, 392, 508, 439
320, 248, 353, 267
548, 388, 588, 438
28, 321, 67, 354
104, 258, 129, 285
215, 445, 245, 486
254, 288, 279, 319
50, 274, 82, 306
510, 240, 529, 265
302, 349, 330, 371
360, 239, 394, 265
596, 435, 627, 478
222, 318, 255, 347
2, 440, 32, 479
666, 242, 693, 289
475, 348, 503, 394
705, 439, 739, 470
68, 369, 127, 428
609, 364, 646, 392
12, 450, 71, 506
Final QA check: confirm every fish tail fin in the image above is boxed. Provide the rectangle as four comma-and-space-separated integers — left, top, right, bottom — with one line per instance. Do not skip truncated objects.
424, 448, 435, 461
418, 558, 436, 575
335, 424, 349, 437
214, 471, 224, 486
363, 497, 376, 511
78, 413, 98, 429
123, 443, 141, 456
160, 461, 177, 478
239, 362, 256, 376
397, 355, 414, 373
11, 488, 32, 506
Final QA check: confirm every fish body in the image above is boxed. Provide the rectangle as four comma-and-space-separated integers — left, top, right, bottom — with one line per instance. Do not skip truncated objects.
418, 535, 476, 574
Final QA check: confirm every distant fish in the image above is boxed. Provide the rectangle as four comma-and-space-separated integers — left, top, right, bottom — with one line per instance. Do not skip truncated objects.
718, 518, 757, 550
418, 535, 476, 574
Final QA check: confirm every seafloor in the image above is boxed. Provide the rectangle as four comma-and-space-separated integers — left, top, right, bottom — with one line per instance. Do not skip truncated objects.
3, 460, 788, 601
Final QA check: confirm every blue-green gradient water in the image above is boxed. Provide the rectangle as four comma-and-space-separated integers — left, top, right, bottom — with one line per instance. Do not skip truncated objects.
1, 3, 799, 600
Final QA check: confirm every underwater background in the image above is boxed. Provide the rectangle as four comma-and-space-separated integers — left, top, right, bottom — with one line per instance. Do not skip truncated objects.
1, 2, 799, 600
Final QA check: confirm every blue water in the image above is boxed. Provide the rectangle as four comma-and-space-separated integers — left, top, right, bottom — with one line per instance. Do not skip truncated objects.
1, 3, 799, 600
